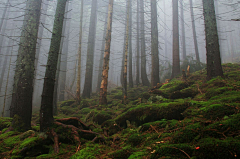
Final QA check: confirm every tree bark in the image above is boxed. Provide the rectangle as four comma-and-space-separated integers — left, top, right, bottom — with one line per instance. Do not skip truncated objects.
99, 0, 114, 105
171, 0, 180, 79
10, 0, 42, 131
151, 0, 160, 87
128, 0, 133, 88
140, 0, 150, 86
82, 0, 98, 98
189, 0, 200, 62
180, 0, 186, 61
202, 0, 223, 80
76, 0, 84, 101
136, 0, 140, 86
40, 0, 67, 132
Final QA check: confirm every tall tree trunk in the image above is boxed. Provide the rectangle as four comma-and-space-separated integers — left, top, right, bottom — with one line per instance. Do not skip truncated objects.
180, 0, 186, 61
82, 0, 98, 98
128, 0, 133, 88
163, 0, 168, 62
123, 0, 130, 104
0, 0, 9, 32
40, 0, 67, 132
202, 0, 223, 80
136, 0, 140, 86
171, 0, 180, 79
59, 2, 72, 101
151, 0, 160, 87
76, 0, 84, 101
140, 0, 150, 86
10, 0, 42, 131
96, 5, 108, 93
99, 0, 114, 105
189, 0, 200, 62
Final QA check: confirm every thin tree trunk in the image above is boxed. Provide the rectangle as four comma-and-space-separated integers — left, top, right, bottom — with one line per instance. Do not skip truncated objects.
171, 0, 180, 79
180, 0, 186, 61
189, 0, 200, 62
82, 0, 98, 98
99, 0, 114, 105
202, 0, 223, 80
140, 0, 150, 86
151, 0, 160, 87
128, 0, 133, 88
123, 0, 130, 104
40, 0, 67, 132
163, 0, 168, 62
0, 0, 9, 32
136, 0, 140, 86
76, 0, 84, 101
10, 0, 42, 131
96, 5, 109, 93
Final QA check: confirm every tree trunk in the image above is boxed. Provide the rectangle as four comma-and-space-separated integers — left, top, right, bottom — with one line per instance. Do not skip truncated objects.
180, 0, 186, 61
99, 0, 114, 105
96, 5, 108, 93
171, 0, 180, 79
0, 0, 9, 32
202, 0, 223, 80
151, 0, 160, 87
140, 0, 150, 86
10, 0, 42, 131
163, 0, 168, 62
128, 0, 133, 88
123, 0, 130, 104
40, 0, 67, 132
59, 2, 72, 101
136, 0, 140, 86
76, 0, 84, 101
82, 0, 98, 98
189, 0, 200, 62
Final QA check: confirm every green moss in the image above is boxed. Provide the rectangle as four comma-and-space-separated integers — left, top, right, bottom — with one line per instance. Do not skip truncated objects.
127, 133, 144, 146
128, 151, 147, 159
205, 87, 232, 99
70, 144, 101, 159
59, 100, 76, 107
0, 117, 12, 130
160, 80, 189, 94
108, 145, 135, 159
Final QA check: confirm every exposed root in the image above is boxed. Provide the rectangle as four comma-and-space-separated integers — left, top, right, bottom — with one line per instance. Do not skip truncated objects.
50, 129, 59, 153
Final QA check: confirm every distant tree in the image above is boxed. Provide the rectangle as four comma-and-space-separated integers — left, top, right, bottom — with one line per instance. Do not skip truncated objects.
128, 0, 133, 88
171, 0, 180, 79
99, 0, 114, 105
40, 0, 67, 131
189, 0, 200, 62
151, 0, 160, 87
140, 0, 150, 86
136, 0, 140, 86
76, 0, 84, 102
123, 0, 130, 104
180, 0, 187, 61
82, 0, 98, 98
10, 0, 42, 131
202, 0, 223, 80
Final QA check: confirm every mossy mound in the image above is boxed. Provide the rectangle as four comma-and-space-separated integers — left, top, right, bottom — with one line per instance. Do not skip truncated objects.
70, 144, 102, 159
93, 111, 112, 125
0, 117, 12, 131
59, 100, 76, 107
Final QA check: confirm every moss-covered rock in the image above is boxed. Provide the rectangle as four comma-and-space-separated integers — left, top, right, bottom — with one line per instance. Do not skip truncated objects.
93, 111, 112, 125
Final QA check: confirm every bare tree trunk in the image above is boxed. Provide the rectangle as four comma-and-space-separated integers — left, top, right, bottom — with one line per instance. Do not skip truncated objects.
128, 0, 133, 88
82, 0, 98, 98
40, 0, 67, 132
10, 0, 42, 131
202, 0, 223, 80
171, 0, 180, 79
99, 0, 114, 105
136, 0, 140, 86
189, 0, 200, 62
151, 0, 160, 87
180, 0, 186, 61
123, 0, 130, 104
163, 0, 168, 62
0, 0, 9, 32
76, 0, 84, 102
96, 5, 108, 93
140, 0, 150, 86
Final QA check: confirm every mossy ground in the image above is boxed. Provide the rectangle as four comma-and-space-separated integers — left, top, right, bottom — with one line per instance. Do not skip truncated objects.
0, 63, 240, 158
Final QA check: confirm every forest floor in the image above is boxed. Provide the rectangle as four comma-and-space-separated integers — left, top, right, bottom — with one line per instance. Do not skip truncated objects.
1, 63, 240, 159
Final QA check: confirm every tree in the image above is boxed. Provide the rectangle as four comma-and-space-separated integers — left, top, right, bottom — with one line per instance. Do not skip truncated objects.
180, 0, 187, 60
10, 0, 42, 131
99, 0, 114, 105
140, 0, 150, 86
189, 0, 200, 62
136, 0, 140, 86
40, 0, 67, 132
171, 0, 180, 79
82, 0, 98, 98
76, 0, 84, 102
151, 0, 160, 87
128, 0, 133, 88
123, 0, 130, 104
202, 0, 223, 80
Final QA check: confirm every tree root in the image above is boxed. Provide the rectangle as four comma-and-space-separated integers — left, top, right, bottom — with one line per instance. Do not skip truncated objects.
50, 129, 59, 153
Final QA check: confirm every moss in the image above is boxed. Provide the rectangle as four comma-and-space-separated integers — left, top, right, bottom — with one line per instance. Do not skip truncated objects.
80, 108, 92, 114
160, 80, 189, 94
0, 117, 12, 130
108, 145, 135, 159
128, 151, 147, 159
205, 87, 232, 99
80, 99, 90, 108
59, 106, 76, 115
151, 143, 194, 159
127, 133, 144, 146
12, 115, 26, 132
70, 144, 101, 159
93, 111, 112, 125
59, 100, 76, 107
